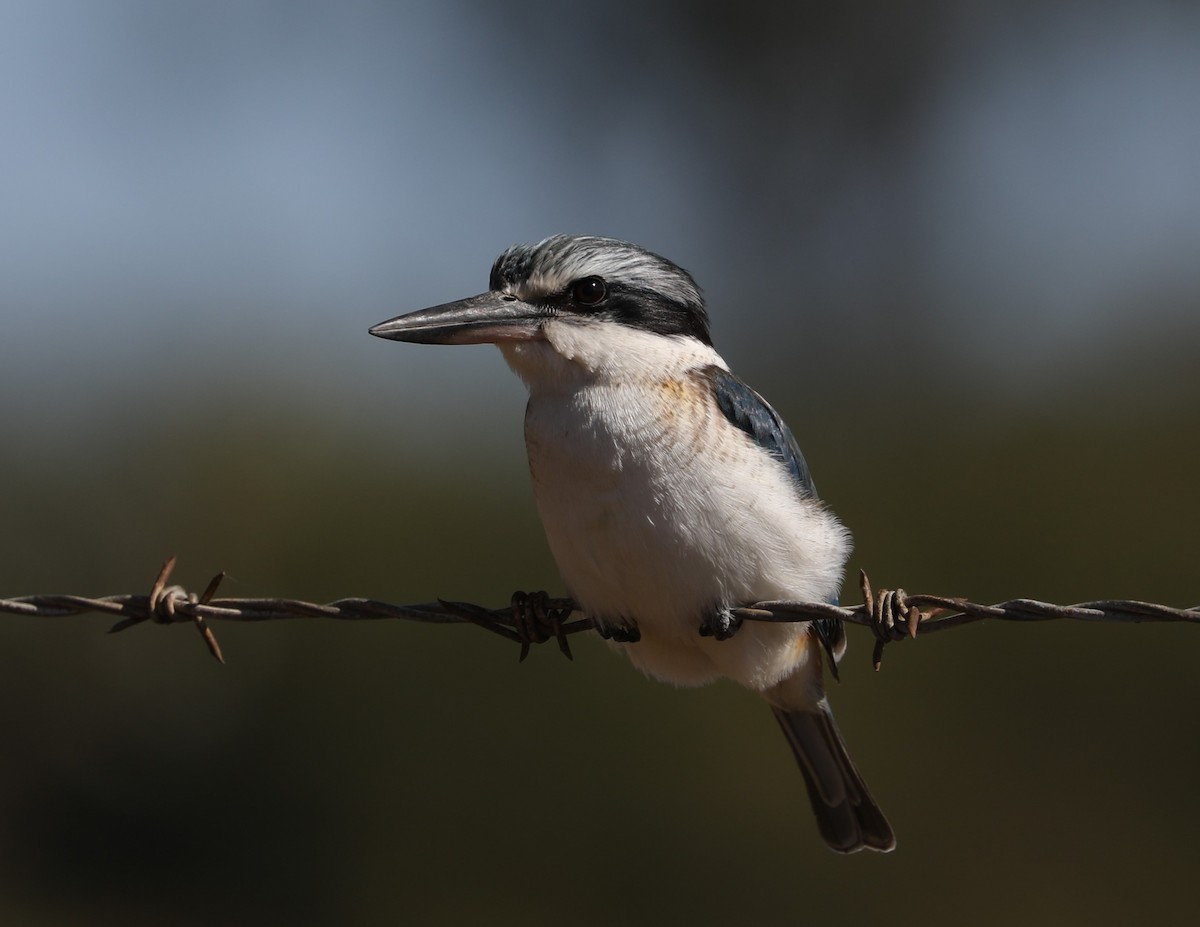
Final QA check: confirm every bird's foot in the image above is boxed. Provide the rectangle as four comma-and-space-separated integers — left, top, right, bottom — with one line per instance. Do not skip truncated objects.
594, 618, 641, 643
699, 606, 742, 641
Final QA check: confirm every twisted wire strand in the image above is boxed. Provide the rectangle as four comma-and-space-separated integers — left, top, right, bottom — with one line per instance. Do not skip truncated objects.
2, 557, 1196, 667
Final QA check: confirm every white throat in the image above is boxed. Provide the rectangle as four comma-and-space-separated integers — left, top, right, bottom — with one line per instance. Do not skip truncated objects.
499, 317, 726, 391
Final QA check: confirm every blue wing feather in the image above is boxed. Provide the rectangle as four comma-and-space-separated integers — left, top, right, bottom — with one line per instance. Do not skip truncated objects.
707, 367, 844, 675
708, 367, 817, 500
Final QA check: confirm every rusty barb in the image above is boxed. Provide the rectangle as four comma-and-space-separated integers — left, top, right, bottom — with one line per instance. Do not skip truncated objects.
2, 557, 1197, 668
131, 555, 227, 663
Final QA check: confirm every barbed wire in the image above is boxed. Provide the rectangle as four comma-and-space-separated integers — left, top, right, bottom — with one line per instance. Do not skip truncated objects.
1, 556, 1196, 668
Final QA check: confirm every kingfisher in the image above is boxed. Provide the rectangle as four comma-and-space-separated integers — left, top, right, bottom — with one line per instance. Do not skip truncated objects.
370, 234, 895, 853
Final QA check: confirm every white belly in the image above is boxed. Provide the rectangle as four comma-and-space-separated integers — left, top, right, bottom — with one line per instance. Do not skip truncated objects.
521, 374, 851, 692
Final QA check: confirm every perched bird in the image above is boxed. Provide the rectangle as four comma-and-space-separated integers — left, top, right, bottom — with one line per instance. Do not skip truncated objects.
370, 235, 894, 853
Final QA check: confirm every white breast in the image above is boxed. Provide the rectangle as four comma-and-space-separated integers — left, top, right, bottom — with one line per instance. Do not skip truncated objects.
500, 320, 851, 693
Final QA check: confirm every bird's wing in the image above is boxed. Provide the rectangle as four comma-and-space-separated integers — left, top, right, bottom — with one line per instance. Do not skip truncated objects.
706, 366, 817, 501
706, 366, 844, 668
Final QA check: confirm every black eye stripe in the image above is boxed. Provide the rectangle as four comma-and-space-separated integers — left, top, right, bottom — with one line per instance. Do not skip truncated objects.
528, 276, 711, 346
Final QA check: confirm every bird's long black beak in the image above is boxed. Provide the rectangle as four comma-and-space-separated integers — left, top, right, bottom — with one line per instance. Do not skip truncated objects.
369, 292, 543, 345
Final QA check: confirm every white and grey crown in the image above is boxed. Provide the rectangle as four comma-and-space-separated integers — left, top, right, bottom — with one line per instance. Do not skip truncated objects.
489, 235, 712, 345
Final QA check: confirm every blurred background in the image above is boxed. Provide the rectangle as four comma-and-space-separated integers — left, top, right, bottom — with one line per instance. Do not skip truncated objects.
2, 0, 1198, 923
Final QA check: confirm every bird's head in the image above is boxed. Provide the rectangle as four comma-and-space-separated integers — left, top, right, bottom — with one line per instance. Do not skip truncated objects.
369, 235, 712, 349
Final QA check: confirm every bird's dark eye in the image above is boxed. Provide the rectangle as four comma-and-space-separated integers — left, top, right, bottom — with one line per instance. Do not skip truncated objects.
571, 276, 607, 306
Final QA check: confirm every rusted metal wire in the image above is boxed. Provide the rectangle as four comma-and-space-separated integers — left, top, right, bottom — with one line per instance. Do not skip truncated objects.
1, 557, 1196, 667
735, 571, 1200, 670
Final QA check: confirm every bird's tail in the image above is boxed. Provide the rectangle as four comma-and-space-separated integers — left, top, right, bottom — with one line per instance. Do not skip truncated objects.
769, 700, 895, 853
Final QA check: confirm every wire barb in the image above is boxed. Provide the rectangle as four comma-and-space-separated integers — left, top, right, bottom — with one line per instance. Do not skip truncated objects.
2, 559, 1196, 666
858, 570, 930, 671
106, 556, 229, 663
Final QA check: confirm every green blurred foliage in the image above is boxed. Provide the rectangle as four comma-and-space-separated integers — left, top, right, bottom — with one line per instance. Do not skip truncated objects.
2, 349, 1197, 926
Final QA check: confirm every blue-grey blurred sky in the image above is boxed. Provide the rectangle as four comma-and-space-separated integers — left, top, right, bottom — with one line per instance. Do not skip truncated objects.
3, 0, 1199, 439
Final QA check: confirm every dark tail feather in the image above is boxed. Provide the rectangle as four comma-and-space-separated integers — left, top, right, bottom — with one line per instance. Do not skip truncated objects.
771, 704, 895, 853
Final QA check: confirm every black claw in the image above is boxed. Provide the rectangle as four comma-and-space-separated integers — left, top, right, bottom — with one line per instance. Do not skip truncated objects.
700, 607, 742, 641
595, 620, 640, 643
